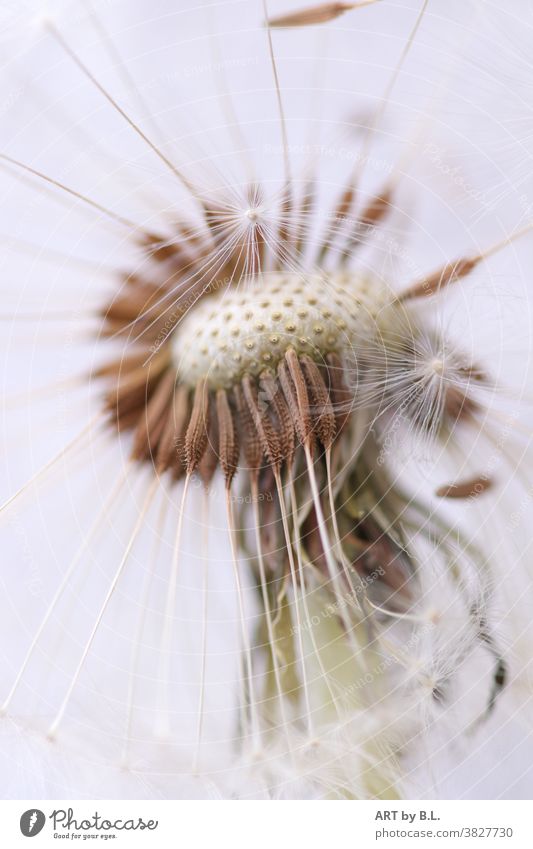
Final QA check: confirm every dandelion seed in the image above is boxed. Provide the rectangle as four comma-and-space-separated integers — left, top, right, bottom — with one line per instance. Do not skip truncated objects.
435, 477, 493, 500
266, 1, 380, 29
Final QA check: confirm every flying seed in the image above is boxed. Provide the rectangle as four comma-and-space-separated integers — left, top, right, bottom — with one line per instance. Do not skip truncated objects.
435, 476, 493, 499
266, 1, 379, 29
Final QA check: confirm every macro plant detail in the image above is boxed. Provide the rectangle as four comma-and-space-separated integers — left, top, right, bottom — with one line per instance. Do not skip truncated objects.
1, 0, 532, 800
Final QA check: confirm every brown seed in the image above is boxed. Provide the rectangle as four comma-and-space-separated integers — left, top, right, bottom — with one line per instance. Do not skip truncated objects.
199, 397, 220, 488
334, 184, 356, 220
342, 186, 393, 258
259, 371, 296, 470
326, 351, 353, 433
101, 282, 163, 323
399, 256, 480, 301
267, 1, 378, 29
242, 374, 283, 470
156, 384, 191, 475
300, 355, 336, 449
94, 351, 153, 379
435, 476, 493, 499
216, 389, 240, 486
359, 188, 392, 228
295, 180, 316, 256
130, 370, 177, 461
104, 356, 169, 423
113, 407, 145, 433
233, 384, 264, 477
139, 231, 193, 264
317, 182, 356, 262
185, 379, 210, 474
444, 386, 478, 424
104, 350, 169, 402
279, 349, 313, 447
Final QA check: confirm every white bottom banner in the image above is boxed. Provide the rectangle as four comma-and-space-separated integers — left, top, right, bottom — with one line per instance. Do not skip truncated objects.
0, 800, 531, 848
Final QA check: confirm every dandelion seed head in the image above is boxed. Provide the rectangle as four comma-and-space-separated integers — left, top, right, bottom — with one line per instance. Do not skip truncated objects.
173, 271, 393, 389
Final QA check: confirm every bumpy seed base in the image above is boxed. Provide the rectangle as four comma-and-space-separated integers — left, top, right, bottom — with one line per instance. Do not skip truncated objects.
173, 272, 392, 388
